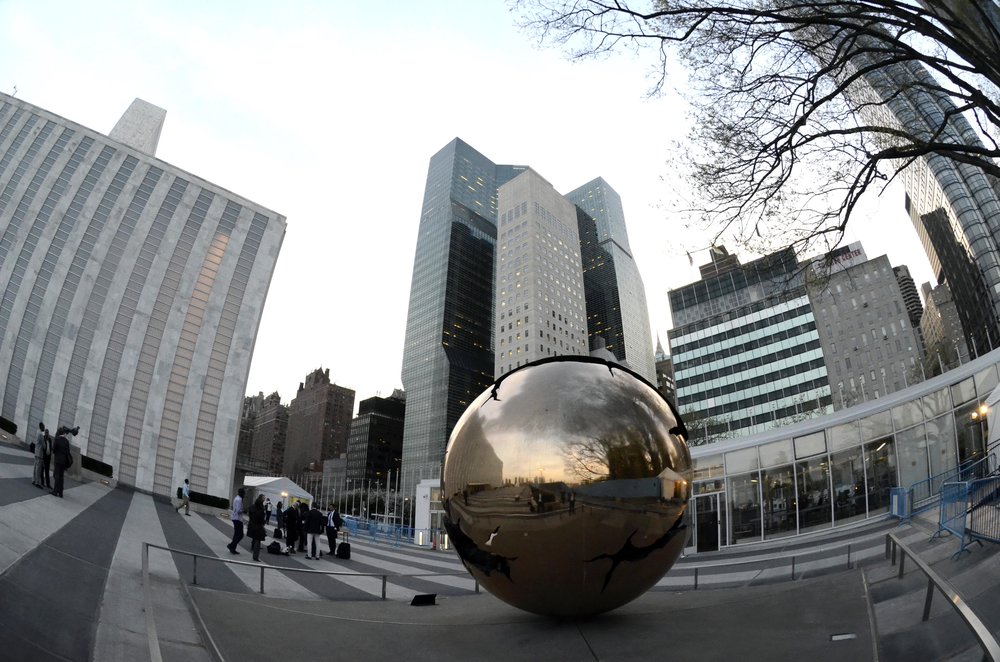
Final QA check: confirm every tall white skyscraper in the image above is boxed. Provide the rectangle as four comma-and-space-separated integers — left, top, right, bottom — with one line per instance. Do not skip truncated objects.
494, 168, 588, 377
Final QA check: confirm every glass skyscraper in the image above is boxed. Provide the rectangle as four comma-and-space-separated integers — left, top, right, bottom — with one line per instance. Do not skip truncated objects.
565, 178, 656, 383
400, 138, 522, 493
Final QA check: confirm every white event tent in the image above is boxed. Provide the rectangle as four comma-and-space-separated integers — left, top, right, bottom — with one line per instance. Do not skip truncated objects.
242, 476, 313, 508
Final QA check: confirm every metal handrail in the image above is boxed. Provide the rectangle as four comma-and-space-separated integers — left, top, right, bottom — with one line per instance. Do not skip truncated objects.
678, 535, 866, 589
884, 532, 1000, 661
141, 541, 479, 661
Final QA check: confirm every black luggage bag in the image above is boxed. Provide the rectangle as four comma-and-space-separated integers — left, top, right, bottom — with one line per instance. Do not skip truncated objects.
273, 527, 283, 539
267, 541, 282, 555
336, 530, 350, 559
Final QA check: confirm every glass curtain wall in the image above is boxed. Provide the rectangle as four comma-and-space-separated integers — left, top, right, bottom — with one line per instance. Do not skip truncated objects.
699, 355, 1000, 547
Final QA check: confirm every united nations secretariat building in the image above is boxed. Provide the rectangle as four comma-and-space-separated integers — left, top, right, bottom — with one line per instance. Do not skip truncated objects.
0, 93, 285, 500
686, 349, 999, 552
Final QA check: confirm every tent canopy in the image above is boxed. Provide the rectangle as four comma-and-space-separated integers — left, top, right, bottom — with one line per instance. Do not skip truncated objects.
242, 476, 313, 507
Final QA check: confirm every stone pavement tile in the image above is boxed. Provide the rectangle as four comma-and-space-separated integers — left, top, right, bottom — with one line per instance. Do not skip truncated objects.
0, 481, 109, 575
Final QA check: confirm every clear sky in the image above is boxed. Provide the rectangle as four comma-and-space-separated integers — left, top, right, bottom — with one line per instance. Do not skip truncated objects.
0, 0, 934, 412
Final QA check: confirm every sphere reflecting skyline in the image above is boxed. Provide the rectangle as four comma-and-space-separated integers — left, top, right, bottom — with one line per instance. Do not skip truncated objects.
442, 356, 692, 616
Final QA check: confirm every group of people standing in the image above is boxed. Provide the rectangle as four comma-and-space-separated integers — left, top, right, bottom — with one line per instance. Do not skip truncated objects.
276, 500, 343, 559
226, 489, 344, 562
31, 422, 73, 498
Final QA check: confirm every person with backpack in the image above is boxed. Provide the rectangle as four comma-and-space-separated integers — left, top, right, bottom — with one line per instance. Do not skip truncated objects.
175, 478, 191, 515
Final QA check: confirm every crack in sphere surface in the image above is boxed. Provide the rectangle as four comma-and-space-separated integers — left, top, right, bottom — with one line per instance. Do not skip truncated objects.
442, 357, 692, 617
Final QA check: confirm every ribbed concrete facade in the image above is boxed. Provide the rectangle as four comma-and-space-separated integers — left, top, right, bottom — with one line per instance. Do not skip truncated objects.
0, 93, 285, 498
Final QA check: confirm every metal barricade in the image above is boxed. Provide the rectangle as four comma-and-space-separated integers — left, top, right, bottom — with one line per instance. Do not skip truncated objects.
969, 476, 1000, 544
934, 481, 971, 558
889, 486, 911, 522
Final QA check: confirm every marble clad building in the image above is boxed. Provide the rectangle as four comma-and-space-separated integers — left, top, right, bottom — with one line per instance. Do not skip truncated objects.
0, 94, 286, 499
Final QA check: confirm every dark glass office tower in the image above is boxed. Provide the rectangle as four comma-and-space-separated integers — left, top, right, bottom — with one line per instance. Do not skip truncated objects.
835, 37, 1000, 357
400, 138, 522, 494
566, 178, 655, 382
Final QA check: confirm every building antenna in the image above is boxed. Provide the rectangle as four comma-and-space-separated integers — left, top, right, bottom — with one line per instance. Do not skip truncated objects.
11, 85, 17, 97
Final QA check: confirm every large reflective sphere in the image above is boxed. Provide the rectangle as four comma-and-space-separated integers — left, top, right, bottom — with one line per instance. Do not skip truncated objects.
442, 357, 692, 617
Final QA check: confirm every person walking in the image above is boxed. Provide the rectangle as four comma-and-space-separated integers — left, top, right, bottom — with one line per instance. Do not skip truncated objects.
325, 504, 343, 555
304, 502, 326, 559
264, 498, 272, 525
41, 428, 52, 489
175, 478, 191, 515
50, 427, 71, 498
247, 494, 267, 562
275, 500, 284, 534
31, 422, 46, 488
227, 487, 246, 554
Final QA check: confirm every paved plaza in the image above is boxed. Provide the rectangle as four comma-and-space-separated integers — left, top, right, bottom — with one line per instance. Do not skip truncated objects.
2, 431, 995, 661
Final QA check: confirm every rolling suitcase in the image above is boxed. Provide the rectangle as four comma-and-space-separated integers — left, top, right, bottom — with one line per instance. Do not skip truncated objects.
336, 530, 350, 559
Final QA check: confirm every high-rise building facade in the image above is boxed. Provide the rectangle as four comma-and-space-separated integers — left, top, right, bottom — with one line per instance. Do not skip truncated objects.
253, 392, 288, 474
494, 168, 587, 377
283, 368, 355, 476
236, 391, 288, 476
668, 247, 832, 442
0, 94, 285, 498
846, 51, 1000, 358
808, 245, 924, 409
566, 178, 656, 383
400, 138, 523, 492
920, 281, 971, 370
345, 389, 405, 487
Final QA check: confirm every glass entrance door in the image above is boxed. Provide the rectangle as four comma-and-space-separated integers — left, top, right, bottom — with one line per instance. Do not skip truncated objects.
695, 493, 721, 552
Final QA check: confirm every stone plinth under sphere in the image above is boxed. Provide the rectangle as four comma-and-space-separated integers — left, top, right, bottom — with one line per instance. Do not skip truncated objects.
442, 357, 692, 617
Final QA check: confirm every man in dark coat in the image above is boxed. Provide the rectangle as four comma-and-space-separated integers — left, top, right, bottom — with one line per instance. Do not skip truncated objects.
304, 502, 326, 559
283, 503, 300, 554
325, 505, 343, 555
51, 428, 71, 498
247, 494, 267, 562
296, 502, 309, 553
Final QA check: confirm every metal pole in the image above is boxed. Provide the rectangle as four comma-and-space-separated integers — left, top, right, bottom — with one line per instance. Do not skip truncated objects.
791, 556, 796, 580
381, 575, 387, 599
193, 556, 198, 585
922, 578, 935, 621
694, 567, 699, 590
260, 566, 265, 594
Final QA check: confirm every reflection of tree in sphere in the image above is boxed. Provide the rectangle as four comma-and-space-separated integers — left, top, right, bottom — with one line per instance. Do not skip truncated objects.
442, 356, 692, 617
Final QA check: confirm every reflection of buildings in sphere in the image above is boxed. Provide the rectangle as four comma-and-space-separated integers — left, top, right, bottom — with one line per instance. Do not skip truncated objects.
442, 357, 691, 617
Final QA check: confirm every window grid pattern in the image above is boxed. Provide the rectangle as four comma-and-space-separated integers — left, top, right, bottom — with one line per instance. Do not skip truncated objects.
25, 144, 114, 427
61, 164, 158, 439
0, 124, 70, 417
0, 109, 33, 214
115, 177, 188, 484
145, 189, 218, 492
4, 134, 92, 414
191, 209, 264, 490
0, 116, 49, 295
93, 177, 187, 484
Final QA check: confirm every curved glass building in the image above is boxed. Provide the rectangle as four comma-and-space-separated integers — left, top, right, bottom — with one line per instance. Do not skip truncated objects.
0, 93, 285, 498
688, 347, 998, 551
